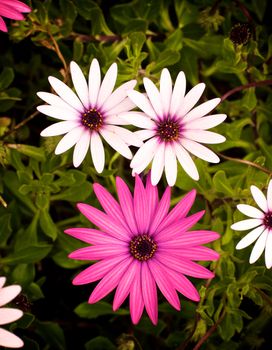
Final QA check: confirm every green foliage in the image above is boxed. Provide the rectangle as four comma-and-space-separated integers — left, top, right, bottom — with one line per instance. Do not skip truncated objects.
1, 0, 272, 349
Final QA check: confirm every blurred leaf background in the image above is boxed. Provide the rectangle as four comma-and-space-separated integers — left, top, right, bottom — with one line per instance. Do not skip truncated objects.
0, 0, 272, 349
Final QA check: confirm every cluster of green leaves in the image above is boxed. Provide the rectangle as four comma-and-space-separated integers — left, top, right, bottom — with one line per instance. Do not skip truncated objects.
1, 0, 272, 349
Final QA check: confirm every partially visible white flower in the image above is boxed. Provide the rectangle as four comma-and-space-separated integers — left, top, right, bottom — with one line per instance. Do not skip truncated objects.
231, 180, 272, 268
37, 59, 142, 172
122, 69, 226, 186
0, 277, 24, 348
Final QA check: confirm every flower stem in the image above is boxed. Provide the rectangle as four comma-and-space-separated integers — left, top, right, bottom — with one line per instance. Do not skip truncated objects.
217, 152, 272, 175
221, 79, 272, 101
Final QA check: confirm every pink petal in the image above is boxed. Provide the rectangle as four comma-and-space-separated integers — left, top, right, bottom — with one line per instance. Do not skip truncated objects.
158, 230, 220, 246
148, 260, 180, 310
154, 211, 205, 241
145, 172, 159, 225
116, 177, 138, 235
0, 328, 24, 348
0, 308, 23, 325
134, 175, 149, 234
0, 17, 8, 32
157, 254, 214, 279
130, 269, 144, 324
159, 245, 220, 261
77, 203, 130, 241
0, 285, 21, 307
88, 257, 133, 303
141, 262, 158, 325
93, 183, 130, 231
0, 277, 6, 288
72, 256, 128, 285
113, 260, 139, 311
0, 4, 24, 20
1, 0, 31, 12
64, 228, 126, 245
69, 244, 128, 261
165, 268, 200, 301
149, 187, 171, 235
158, 189, 197, 231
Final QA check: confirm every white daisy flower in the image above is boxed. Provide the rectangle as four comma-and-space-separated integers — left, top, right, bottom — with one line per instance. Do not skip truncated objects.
122, 69, 226, 186
231, 180, 272, 268
0, 277, 24, 348
37, 59, 142, 172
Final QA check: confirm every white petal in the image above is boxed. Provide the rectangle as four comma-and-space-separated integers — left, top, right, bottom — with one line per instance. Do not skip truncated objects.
251, 185, 268, 212
104, 97, 135, 116
40, 120, 79, 137
70, 61, 89, 108
250, 229, 269, 264
164, 144, 177, 186
267, 180, 272, 211
48, 76, 84, 112
130, 137, 158, 168
37, 92, 76, 111
183, 98, 221, 122
182, 130, 226, 144
177, 83, 205, 118
55, 126, 84, 154
151, 143, 165, 185
237, 204, 265, 219
37, 105, 80, 121
181, 139, 219, 163
265, 232, 272, 268
132, 147, 156, 176
0, 286, 21, 307
103, 80, 137, 112
0, 328, 24, 348
134, 129, 156, 141
89, 58, 101, 107
0, 277, 6, 288
160, 68, 172, 115
127, 90, 157, 119
100, 128, 132, 159
97, 63, 117, 107
73, 131, 91, 167
169, 71, 186, 117
119, 111, 156, 129
143, 78, 163, 118
174, 143, 199, 180
90, 132, 104, 173
0, 309, 23, 325
231, 219, 263, 231
236, 225, 265, 250
105, 125, 143, 147
106, 115, 129, 125
184, 114, 227, 129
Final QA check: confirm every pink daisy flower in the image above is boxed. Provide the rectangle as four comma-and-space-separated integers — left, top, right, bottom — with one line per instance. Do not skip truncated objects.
37, 60, 142, 172
0, 277, 24, 348
0, 0, 31, 32
65, 175, 220, 325
122, 69, 226, 186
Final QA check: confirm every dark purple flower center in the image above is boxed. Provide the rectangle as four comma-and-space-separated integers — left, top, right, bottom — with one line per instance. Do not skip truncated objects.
156, 119, 180, 142
129, 234, 157, 261
264, 212, 272, 228
81, 108, 103, 131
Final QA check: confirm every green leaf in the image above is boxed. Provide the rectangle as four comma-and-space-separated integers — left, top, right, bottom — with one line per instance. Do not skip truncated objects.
85, 337, 116, 350
0, 68, 14, 90
0, 244, 52, 264
11, 145, 46, 162
147, 49, 180, 73
213, 171, 234, 196
51, 182, 92, 202
35, 321, 66, 350
39, 210, 58, 240
0, 213, 12, 246
74, 301, 129, 319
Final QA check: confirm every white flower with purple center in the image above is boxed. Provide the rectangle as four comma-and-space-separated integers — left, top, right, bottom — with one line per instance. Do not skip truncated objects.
122, 69, 226, 186
231, 180, 272, 268
37, 59, 142, 172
